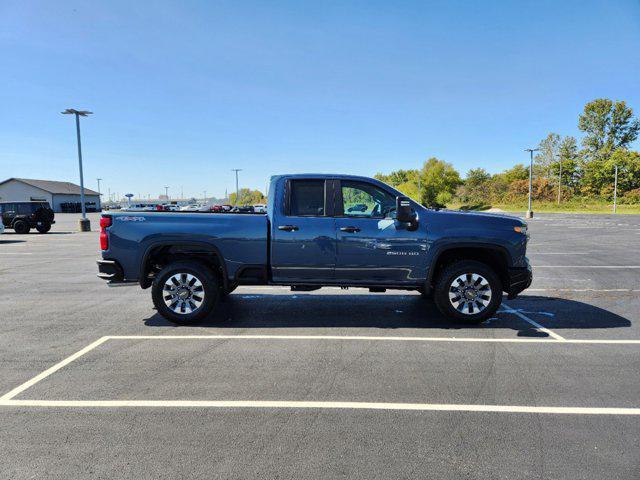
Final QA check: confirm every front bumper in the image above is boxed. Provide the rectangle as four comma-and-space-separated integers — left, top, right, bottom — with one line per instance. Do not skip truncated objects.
506, 262, 532, 299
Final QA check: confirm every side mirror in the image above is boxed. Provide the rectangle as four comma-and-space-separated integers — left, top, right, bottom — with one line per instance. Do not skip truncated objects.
395, 196, 415, 223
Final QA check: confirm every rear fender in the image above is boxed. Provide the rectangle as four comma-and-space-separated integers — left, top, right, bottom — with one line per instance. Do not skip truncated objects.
139, 240, 228, 290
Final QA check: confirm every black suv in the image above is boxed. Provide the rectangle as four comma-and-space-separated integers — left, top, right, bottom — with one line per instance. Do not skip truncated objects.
0, 202, 55, 234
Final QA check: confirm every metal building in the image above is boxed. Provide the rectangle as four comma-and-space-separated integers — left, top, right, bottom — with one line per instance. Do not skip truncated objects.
0, 178, 101, 213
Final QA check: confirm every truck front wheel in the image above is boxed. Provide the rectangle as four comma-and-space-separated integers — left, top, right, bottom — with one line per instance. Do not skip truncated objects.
433, 260, 502, 324
151, 260, 219, 324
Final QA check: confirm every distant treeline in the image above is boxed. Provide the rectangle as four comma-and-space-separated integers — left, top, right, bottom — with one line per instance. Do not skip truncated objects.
375, 99, 640, 208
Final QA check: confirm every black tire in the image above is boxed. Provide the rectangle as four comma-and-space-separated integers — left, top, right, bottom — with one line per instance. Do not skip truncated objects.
36, 223, 51, 234
151, 260, 220, 324
13, 220, 30, 234
433, 260, 502, 324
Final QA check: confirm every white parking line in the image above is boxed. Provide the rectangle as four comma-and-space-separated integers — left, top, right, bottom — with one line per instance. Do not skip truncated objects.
527, 252, 591, 255
501, 302, 566, 341
106, 335, 640, 343
2, 335, 639, 415
0, 399, 638, 415
534, 266, 640, 269
528, 288, 640, 293
0, 336, 109, 402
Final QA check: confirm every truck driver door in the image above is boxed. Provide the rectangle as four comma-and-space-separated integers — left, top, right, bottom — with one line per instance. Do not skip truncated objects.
334, 180, 428, 284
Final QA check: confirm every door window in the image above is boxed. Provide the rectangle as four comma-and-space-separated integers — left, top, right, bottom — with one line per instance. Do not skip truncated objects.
17, 204, 35, 214
340, 181, 396, 218
289, 180, 325, 216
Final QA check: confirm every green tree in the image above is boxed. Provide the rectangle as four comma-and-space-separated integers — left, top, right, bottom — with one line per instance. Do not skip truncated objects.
578, 99, 640, 161
457, 168, 491, 204
549, 136, 581, 193
607, 150, 640, 193
534, 133, 561, 177
229, 188, 265, 206
580, 149, 640, 197
489, 164, 529, 202
418, 157, 462, 208
374, 169, 417, 188
501, 164, 529, 183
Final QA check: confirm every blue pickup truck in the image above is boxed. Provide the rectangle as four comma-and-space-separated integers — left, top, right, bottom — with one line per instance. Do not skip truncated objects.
97, 174, 531, 324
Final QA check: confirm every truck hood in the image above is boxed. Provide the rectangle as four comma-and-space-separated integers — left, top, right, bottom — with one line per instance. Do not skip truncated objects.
428, 209, 526, 229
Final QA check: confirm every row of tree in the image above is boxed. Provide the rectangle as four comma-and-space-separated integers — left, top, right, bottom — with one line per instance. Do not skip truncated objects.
229, 188, 266, 206
375, 99, 640, 208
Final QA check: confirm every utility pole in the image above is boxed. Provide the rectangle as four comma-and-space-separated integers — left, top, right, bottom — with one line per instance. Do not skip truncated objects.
231, 169, 242, 206
524, 148, 539, 219
164, 186, 169, 200
61, 108, 93, 231
613, 164, 618, 214
203, 190, 207, 203
181, 186, 184, 200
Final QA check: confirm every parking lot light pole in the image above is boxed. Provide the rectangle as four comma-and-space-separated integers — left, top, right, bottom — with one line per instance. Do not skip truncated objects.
164, 186, 169, 200
524, 148, 539, 219
232, 169, 242, 206
62, 109, 93, 231
556, 154, 562, 205
613, 164, 618, 213
96, 178, 102, 210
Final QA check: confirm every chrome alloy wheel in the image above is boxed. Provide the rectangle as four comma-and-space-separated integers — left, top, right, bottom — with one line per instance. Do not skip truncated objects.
448, 273, 492, 315
163, 273, 205, 315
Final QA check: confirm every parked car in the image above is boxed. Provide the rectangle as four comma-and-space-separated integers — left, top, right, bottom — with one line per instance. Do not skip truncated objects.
231, 205, 255, 213
121, 204, 151, 212
156, 204, 179, 212
253, 204, 267, 213
0, 220, 4, 235
98, 174, 532, 325
0, 201, 55, 234
180, 204, 205, 212
347, 203, 368, 213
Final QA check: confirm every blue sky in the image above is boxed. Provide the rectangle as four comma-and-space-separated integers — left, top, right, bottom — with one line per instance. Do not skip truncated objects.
1, 0, 639, 200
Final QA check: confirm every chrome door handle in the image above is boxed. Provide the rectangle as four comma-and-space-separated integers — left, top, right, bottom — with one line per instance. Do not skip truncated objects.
340, 226, 361, 233
278, 225, 299, 231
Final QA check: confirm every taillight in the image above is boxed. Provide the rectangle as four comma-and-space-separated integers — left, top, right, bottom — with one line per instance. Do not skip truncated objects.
100, 215, 112, 250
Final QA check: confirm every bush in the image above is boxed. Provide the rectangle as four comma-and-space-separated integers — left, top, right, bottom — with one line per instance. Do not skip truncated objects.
620, 188, 640, 205
506, 178, 556, 202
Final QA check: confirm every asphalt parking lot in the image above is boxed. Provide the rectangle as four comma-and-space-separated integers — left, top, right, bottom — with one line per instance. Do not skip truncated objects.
1, 212, 639, 479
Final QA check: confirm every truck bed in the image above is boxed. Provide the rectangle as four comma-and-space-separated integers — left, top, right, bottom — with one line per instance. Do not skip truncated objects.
103, 211, 268, 282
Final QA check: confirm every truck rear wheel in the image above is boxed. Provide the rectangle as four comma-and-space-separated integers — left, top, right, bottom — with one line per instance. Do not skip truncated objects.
433, 260, 502, 324
151, 260, 219, 324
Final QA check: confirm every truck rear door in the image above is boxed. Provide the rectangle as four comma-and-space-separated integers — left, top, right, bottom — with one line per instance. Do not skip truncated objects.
270, 178, 336, 283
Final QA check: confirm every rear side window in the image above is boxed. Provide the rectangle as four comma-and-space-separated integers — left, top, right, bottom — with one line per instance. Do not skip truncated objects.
17, 204, 35, 215
289, 180, 325, 216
